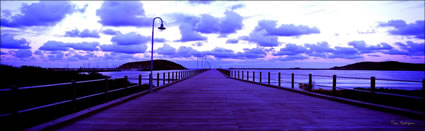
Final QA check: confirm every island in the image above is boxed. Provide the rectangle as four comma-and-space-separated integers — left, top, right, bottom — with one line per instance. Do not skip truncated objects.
331, 61, 424, 71
118, 59, 187, 71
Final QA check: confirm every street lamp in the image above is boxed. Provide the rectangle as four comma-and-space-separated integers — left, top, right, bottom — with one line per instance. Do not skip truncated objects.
150, 17, 166, 93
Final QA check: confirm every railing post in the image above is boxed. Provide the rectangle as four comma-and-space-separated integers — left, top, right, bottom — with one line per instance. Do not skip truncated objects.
72, 80, 77, 111
278, 72, 281, 86
238, 70, 240, 79
172, 72, 174, 81
242, 71, 244, 80
253, 72, 255, 82
124, 76, 128, 90
268, 72, 270, 85
332, 75, 336, 95
309, 74, 312, 91
260, 72, 262, 83
163, 72, 165, 85
157, 73, 159, 87
138, 74, 142, 86
371, 76, 375, 93
291, 73, 294, 89
168, 72, 170, 83
104, 78, 109, 101
247, 71, 249, 81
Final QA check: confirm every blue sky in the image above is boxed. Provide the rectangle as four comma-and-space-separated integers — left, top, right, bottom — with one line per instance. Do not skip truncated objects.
1, 1, 424, 68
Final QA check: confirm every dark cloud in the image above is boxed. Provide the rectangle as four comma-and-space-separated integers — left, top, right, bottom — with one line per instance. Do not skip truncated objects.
384, 41, 424, 56
65, 29, 100, 38
1, 1, 74, 27
379, 20, 424, 39
348, 40, 392, 53
14, 49, 32, 58
47, 51, 64, 61
246, 30, 279, 47
188, 0, 214, 5
237, 47, 267, 59
100, 43, 147, 54
111, 32, 150, 45
96, 1, 150, 27
178, 23, 207, 42
176, 46, 203, 57
1, 34, 31, 49
226, 39, 239, 44
195, 14, 220, 33
274, 43, 307, 56
328, 47, 362, 59
304, 42, 334, 57
206, 47, 235, 58
39, 41, 99, 51
156, 44, 176, 56
231, 4, 245, 10
154, 38, 167, 43
102, 29, 121, 35
256, 20, 320, 36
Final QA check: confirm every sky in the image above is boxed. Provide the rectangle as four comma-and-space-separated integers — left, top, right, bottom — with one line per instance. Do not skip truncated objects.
0, 0, 424, 69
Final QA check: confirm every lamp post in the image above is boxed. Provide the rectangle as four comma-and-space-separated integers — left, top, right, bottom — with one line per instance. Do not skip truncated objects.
150, 17, 166, 93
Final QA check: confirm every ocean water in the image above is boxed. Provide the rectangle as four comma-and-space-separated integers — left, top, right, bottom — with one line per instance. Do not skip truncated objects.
101, 69, 424, 90
230, 69, 425, 90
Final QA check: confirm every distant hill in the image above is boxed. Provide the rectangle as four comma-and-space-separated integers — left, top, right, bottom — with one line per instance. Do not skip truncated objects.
331, 61, 424, 71
118, 60, 187, 71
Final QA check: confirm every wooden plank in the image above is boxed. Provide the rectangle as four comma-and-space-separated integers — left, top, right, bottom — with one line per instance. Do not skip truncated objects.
55, 70, 424, 130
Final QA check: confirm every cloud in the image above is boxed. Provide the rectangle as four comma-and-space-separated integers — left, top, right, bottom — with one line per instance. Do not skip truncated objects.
379, 20, 424, 39
65, 29, 100, 38
304, 42, 334, 57
194, 11, 243, 36
255, 20, 320, 36
39, 41, 70, 51
47, 51, 64, 61
206, 47, 235, 58
1, 34, 31, 49
0, 51, 6, 55
274, 43, 308, 56
188, 0, 214, 5
1, 1, 74, 27
384, 41, 424, 56
178, 23, 207, 42
102, 29, 121, 35
39, 41, 99, 51
157, 44, 176, 56
328, 47, 362, 59
231, 4, 245, 10
226, 39, 239, 44
348, 40, 392, 53
100, 43, 147, 54
111, 32, 150, 45
13, 49, 32, 58
237, 47, 267, 59
246, 30, 279, 47
278, 54, 309, 61
176, 46, 203, 57
96, 1, 150, 27
154, 38, 166, 43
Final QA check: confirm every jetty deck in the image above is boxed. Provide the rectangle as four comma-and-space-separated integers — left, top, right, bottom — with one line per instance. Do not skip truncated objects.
56, 70, 424, 130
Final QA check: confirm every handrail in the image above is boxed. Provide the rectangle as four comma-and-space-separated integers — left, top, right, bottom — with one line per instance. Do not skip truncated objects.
0, 69, 208, 129
230, 70, 424, 100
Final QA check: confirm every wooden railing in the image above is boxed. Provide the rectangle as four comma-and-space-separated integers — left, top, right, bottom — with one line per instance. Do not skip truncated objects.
0, 69, 207, 129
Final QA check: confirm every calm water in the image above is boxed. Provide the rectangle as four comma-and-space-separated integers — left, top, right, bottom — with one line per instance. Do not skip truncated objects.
101, 69, 424, 90
230, 69, 424, 90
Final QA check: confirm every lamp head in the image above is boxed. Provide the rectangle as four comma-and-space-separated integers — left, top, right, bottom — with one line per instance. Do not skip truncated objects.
158, 24, 166, 30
